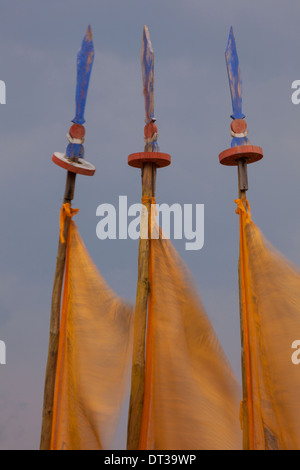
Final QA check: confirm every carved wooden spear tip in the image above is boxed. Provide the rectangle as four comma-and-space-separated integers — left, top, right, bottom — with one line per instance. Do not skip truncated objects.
219, 27, 263, 173
128, 25, 171, 170
52, 26, 96, 176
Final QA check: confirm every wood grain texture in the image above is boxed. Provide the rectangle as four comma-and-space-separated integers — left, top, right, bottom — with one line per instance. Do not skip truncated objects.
127, 163, 154, 450
127, 24, 161, 451
40, 172, 77, 450
237, 180, 249, 451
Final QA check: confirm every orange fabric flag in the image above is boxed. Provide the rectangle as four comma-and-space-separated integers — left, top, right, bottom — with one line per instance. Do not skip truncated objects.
51, 221, 134, 450
139, 224, 243, 450
236, 198, 300, 450
51, 211, 243, 450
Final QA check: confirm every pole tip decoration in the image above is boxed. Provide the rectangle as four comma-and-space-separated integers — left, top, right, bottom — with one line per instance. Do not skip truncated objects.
128, 26, 171, 169
52, 26, 96, 176
219, 27, 263, 167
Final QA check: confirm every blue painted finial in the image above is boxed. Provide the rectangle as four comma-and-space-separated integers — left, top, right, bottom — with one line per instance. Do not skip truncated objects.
73, 25, 95, 125
225, 27, 249, 147
225, 27, 245, 121
141, 25, 159, 152
66, 26, 95, 160
141, 25, 155, 125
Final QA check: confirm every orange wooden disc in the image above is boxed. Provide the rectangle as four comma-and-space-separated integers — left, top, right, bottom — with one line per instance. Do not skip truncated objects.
52, 152, 96, 176
219, 145, 263, 166
128, 152, 171, 168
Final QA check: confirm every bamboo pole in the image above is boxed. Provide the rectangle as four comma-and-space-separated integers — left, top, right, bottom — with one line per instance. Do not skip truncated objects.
220, 27, 263, 450
237, 159, 257, 450
40, 171, 76, 450
127, 24, 155, 451
126, 25, 170, 450
127, 162, 155, 450
237, 160, 250, 450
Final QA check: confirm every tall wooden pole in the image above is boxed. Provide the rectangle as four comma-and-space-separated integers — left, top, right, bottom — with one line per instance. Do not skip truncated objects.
40, 172, 76, 450
219, 27, 263, 451
127, 26, 170, 450
127, 162, 154, 450
40, 26, 95, 450
237, 161, 250, 450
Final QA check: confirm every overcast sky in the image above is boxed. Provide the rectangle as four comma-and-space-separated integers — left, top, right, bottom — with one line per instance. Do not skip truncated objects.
1, 0, 300, 450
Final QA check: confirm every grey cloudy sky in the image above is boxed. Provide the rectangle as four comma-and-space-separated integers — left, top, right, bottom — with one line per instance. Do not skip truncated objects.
0, 0, 300, 449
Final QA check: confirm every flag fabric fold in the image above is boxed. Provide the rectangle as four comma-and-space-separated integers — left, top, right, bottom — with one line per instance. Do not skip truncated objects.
139, 224, 242, 450
51, 221, 134, 450
50, 219, 243, 450
236, 198, 300, 450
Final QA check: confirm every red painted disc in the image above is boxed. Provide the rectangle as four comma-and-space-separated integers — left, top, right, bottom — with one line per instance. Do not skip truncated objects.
69, 123, 85, 139
231, 119, 247, 134
144, 123, 158, 139
128, 152, 171, 169
219, 145, 263, 166
52, 152, 96, 176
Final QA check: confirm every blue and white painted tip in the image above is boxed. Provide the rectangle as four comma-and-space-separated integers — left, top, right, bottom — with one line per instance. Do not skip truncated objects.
72, 25, 95, 126
141, 25, 155, 125
225, 26, 245, 121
